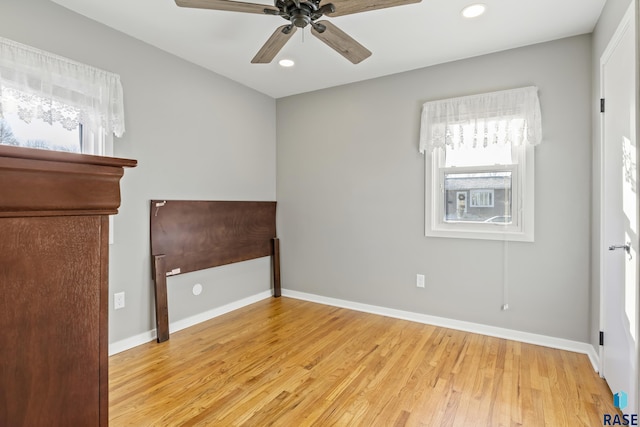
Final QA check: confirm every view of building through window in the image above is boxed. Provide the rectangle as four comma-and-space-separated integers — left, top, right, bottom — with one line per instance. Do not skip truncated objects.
442, 137, 514, 224
444, 171, 512, 223
0, 112, 82, 153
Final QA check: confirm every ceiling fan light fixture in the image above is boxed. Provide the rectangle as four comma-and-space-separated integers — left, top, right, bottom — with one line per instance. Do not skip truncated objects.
279, 59, 295, 67
461, 3, 486, 18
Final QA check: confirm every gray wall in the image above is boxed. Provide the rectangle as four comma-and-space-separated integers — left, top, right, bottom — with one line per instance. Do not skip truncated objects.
277, 35, 593, 342
0, 0, 277, 343
0, 0, 608, 347
590, 0, 634, 352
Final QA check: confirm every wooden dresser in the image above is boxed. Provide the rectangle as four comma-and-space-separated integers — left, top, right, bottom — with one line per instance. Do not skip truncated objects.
0, 145, 136, 426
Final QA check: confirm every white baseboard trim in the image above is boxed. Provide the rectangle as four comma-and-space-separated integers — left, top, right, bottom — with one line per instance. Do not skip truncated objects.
108, 290, 272, 356
108, 329, 157, 356
281, 289, 600, 373
109, 288, 600, 373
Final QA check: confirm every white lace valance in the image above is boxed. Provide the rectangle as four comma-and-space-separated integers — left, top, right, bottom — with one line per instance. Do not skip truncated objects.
419, 86, 542, 153
0, 37, 125, 137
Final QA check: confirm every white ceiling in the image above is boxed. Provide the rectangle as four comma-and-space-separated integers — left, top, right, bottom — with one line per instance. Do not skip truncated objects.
50, 0, 606, 98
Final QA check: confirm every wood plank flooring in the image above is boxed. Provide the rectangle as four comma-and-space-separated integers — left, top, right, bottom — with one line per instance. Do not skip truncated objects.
109, 297, 618, 426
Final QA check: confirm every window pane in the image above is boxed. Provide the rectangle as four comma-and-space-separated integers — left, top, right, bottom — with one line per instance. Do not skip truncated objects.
0, 113, 81, 153
445, 142, 512, 167
444, 171, 512, 223
443, 119, 524, 167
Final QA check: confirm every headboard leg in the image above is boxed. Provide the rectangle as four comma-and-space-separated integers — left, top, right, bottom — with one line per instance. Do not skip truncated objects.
152, 255, 170, 342
272, 238, 281, 298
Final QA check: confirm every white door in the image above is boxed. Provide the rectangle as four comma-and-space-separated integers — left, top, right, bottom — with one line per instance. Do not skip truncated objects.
601, 1, 638, 414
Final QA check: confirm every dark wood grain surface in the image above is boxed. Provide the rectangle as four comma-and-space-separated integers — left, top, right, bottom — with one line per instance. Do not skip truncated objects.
0, 145, 135, 426
0, 216, 102, 425
150, 200, 277, 276
0, 145, 137, 217
149, 200, 279, 342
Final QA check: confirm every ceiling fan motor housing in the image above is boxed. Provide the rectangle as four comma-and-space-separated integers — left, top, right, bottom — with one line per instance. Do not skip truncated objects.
291, 11, 311, 28
277, 0, 333, 29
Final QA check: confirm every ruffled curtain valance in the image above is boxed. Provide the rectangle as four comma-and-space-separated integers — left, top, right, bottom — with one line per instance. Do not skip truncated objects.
419, 86, 541, 154
0, 36, 125, 138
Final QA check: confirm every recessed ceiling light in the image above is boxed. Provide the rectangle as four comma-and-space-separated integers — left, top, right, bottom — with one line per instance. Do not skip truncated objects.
279, 59, 295, 67
461, 3, 486, 18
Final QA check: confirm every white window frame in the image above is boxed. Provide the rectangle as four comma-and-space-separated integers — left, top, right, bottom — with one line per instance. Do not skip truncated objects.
425, 144, 535, 242
82, 125, 113, 157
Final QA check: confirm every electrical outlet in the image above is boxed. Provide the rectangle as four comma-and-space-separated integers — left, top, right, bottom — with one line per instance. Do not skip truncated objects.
416, 274, 425, 288
114, 292, 125, 310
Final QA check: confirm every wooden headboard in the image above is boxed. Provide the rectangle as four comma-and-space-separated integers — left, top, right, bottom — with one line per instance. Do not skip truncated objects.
150, 200, 280, 342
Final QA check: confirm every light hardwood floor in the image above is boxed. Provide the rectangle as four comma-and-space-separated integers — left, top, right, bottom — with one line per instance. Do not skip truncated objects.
109, 297, 618, 426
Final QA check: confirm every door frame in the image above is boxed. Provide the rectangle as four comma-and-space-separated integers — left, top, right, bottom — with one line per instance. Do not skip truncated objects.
598, 0, 639, 410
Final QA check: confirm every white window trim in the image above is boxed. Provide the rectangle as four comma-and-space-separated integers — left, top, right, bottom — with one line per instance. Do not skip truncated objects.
82, 125, 113, 157
425, 144, 535, 242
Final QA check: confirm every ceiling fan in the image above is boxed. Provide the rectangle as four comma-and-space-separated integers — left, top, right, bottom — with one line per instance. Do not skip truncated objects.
175, 0, 422, 64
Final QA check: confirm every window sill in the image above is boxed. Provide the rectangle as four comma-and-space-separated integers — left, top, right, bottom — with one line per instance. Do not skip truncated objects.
425, 225, 534, 242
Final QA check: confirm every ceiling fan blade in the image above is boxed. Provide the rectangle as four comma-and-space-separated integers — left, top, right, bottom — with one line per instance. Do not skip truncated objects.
251, 25, 297, 64
311, 21, 371, 64
175, 0, 278, 15
321, 0, 421, 17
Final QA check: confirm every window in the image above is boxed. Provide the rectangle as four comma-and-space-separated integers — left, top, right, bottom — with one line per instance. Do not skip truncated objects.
0, 36, 125, 156
0, 112, 82, 153
419, 87, 541, 242
1, 37, 127, 244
